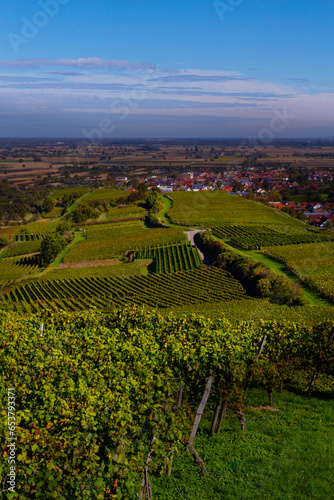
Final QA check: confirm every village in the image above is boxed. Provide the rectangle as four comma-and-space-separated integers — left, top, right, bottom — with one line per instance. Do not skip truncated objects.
117, 167, 334, 228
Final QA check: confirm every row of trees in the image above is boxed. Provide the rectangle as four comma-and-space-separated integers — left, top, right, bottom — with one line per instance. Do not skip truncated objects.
196, 231, 305, 305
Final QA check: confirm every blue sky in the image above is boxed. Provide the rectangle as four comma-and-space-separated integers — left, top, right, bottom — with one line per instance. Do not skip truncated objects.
0, 0, 333, 138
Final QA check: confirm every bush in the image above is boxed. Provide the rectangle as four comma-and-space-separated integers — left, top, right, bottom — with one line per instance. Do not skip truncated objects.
0, 236, 9, 247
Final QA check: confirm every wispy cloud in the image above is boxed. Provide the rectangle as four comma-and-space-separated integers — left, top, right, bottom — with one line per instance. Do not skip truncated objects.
0, 58, 157, 71
149, 74, 250, 83
0, 58, 333, 137
287, 78, 310, 83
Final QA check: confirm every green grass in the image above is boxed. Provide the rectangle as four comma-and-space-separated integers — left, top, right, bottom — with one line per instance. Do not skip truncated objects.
153, 388, 334, 500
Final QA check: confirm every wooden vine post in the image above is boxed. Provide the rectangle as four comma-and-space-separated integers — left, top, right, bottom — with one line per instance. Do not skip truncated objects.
187, 375, 213, 475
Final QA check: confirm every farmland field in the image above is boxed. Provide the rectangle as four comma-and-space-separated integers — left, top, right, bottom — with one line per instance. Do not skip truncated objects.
0, 220, 59, 242
14, 232, 46, 242
64, 220, 187, 262
267, 241, 334, 297
168, 191, 303, 226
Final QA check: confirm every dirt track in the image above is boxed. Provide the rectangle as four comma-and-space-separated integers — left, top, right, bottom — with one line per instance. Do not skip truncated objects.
183, 230, 210, 265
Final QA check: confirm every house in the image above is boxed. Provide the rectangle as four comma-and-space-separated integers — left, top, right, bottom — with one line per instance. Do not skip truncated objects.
158, 185, 173, 193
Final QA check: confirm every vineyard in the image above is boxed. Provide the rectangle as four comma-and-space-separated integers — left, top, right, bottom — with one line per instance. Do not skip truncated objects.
135, 242, 202, 273
0, 254, 42, 284
168, 191, 302, 226
83, 188, 131, 202
50, 187, 90, 201
212, 224, 334, 249
1, 267, 249, 313
267, 241, 334, 298
14, 232, 46, 242
1, 308, 333, 498
64, 220, 187, 262
106, 205, 146, 219
45, 207, 64, 218
6, 240, 42, 257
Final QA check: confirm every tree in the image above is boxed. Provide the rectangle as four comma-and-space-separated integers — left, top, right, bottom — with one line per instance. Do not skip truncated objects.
232, 180, 243, 192
324, 220, 333, 230
262, 179, 270, 191
297, 211, 309, 223
268, 190, 282, 202
42, 197, 55, 214
137, 182, 149, 200
146, 192, 164, 213
56, 221, 72, 234
40, 234, 68, 264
